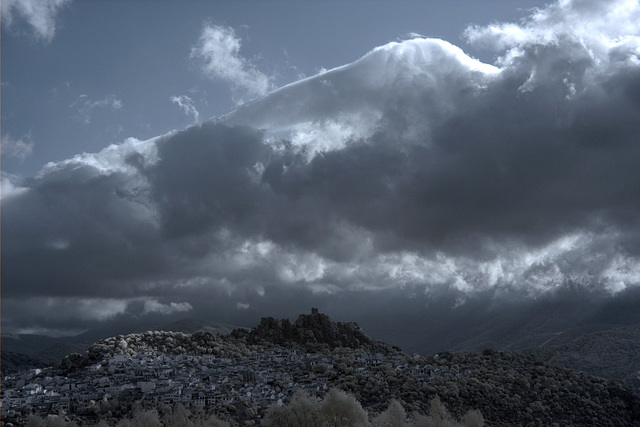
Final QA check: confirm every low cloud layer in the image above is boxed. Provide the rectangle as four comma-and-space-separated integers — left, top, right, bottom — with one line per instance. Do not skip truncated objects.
3, 0, 640, 335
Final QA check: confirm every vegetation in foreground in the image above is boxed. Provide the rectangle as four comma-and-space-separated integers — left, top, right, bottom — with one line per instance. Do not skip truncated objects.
21, 388, 482, 427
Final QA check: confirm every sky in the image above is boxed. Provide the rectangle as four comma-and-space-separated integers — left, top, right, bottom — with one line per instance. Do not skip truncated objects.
2, 0, 640, 340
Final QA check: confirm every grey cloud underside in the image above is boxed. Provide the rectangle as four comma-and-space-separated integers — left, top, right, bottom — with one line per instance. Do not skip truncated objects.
170, 45, 640, 255
5, 66, 640, 295
4, 1, 640, 333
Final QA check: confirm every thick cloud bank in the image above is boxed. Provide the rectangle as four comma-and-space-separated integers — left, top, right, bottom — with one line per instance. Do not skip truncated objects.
3, 0, 640, 334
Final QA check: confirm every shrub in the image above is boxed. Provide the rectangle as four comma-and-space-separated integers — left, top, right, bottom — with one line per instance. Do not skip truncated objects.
319, 388, 369, 427
263, 390, 322, 427
372, 399, 407, 427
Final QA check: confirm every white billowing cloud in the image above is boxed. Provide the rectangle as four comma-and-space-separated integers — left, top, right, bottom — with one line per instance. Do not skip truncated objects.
76, 298, 130, 321
464, 0, 640, 95
2, 133, 34, 160
602, 254, 640, 293
223, 37, 500, 157
143, 299, 193, 315
39, 135, 158, 178
1, 0, 72, 43
184, 229, 636, 299
287, 113, 382, 161
171, 95, 200, 122
465, 0, 640, 55
71, 94, 123, 124
191, 24, 272, 104
1, 173, 29, 200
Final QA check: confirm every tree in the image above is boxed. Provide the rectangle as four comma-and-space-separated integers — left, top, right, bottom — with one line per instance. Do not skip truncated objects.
460, 409, 484, 427
410, 396, 484, 427
263, 390, 322, 427
116, 409, 161, 427
372, 399, 407, 427
193, 414, 231, 427
163, 403, 191, 426
25, 415, 79, 427
319, 388, 369, 427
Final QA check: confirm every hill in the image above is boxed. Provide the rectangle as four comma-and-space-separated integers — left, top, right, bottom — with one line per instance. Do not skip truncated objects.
1, 333, 92, 373
1, 318, 245, 373
0, 351, 50, 377
527, 324, 640, 388
231, 309, 400, 354
35, 310, 639, 426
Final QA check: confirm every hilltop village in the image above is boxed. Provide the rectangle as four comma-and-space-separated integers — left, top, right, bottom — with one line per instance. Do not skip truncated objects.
2, 310, 640, 426
1, 345, 463, 424
2, 310, 462, 424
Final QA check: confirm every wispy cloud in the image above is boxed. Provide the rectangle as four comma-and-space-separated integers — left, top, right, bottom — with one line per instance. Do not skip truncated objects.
143, 299, 193, 315
191, 23, 272, 104
71, 94, 123, 124
1, 0, 72, 43
2, 132, 34, 160
171, 95, 200, 122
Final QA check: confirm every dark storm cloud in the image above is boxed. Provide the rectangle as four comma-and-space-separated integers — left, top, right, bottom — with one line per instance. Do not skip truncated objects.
2, 124, 272, 300
2, 164, 163, 298
412, 66, 640, 248
3, 0, 640, 333
244, 58, 640, 260
143, 123, 269, 239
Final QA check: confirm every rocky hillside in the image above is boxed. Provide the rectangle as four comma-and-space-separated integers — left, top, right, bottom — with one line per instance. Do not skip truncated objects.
231, 308, 400, 354
2, 319, 244, 375
59, 330, 253, 372
59, 309, 399, 372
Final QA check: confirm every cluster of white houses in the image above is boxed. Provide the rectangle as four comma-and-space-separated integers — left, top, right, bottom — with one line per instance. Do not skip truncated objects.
1, 348, 470, 420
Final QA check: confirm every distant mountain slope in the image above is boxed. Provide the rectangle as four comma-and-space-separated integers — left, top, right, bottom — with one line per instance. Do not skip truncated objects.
1, 334, 91, 368
0, 351, 49, 376
1, 333, 71, 356
353, 288, 640, 355
527, 324, 640, 388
